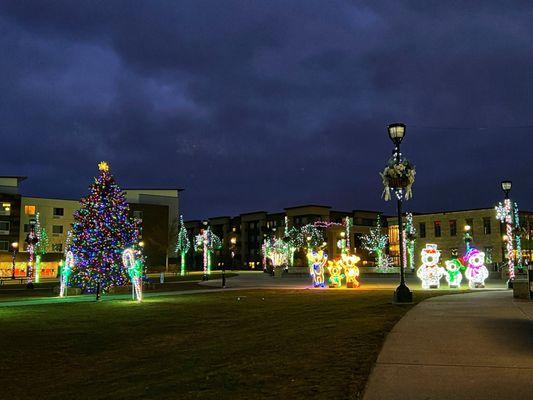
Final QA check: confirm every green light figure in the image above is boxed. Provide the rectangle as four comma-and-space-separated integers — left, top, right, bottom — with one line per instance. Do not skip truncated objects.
123, 248, 143, 301
60, 251, 74, 297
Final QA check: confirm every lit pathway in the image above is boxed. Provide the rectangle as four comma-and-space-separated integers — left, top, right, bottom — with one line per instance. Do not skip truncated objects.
363, 290, 533, 400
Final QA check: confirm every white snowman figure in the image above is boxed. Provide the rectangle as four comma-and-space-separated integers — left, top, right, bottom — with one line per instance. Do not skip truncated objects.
417, 244, 445, 289
464, 248, 489, 288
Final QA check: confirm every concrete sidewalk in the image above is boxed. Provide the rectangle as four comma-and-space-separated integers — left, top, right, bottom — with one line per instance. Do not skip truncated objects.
364, 290, 533, 400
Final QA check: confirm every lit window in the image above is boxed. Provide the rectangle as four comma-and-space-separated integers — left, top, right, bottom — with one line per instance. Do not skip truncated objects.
25, 205, 36, 215
52, 243, 63, 252
0, 203, 11, 216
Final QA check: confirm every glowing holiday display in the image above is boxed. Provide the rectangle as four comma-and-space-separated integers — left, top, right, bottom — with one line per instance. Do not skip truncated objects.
464, 248, 489, 288
444, 259, 464, 288
195, 226, 222, 277
264, 238, 289, 270
24, 220, 39, 288
70, 162, 142, 293
175, 215, 190, 276
339, 253, 360, 288
495, 199, 514, 280
301, 224, 324, 249
122, 248, 143, 301
33, 212, 49, 283
327, 259, 345, 288
361, 215, 389, 270
513, 202, 523, 268
416, 244, 445, 289
307, 250, 328, 287
59, 251, 74, 298
405, 213, 416, 271
284, 216, 303, 267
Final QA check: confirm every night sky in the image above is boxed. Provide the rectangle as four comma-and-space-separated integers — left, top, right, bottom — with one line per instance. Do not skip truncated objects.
1, 1, 532, 219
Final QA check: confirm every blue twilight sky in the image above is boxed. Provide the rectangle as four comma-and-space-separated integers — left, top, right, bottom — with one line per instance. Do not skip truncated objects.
0, 1, 532, 219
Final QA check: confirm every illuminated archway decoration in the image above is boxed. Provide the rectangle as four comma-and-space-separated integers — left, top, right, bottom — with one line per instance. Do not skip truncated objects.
122, 248, 143, 302
416, 244, 445, 289
463, 248, 489, 289
307, 250, 327, 287
59, 251, 74, 298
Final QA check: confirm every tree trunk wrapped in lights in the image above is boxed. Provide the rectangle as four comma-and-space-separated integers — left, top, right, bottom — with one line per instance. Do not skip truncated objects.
175, 215, 190, 276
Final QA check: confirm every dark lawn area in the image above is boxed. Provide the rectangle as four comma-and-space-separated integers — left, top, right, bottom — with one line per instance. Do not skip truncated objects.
0, 289, 448, 400
0, 274, 235, 301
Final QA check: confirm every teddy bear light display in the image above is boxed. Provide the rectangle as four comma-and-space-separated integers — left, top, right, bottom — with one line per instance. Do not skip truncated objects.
307, 250, 328, 287
417, 244, 445, 289
339, 254, 360, 288
444, 258, 464, 289
464, 248, 489, 288
327, 259, 344, 288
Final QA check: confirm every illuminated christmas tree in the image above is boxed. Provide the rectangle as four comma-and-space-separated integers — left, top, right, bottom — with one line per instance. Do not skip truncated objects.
70, 162, 141, 293
175, 215, 190, 276
361, 215, 389, 270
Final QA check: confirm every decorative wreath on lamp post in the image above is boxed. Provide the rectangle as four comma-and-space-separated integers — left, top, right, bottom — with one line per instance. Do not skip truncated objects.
380, 155, 416, 201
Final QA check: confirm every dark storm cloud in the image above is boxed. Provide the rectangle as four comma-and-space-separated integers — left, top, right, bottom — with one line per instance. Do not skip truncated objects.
1, 1, 532, 218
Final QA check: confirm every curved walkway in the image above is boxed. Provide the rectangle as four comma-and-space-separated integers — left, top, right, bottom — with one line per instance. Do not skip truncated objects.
364, 290, 533, 399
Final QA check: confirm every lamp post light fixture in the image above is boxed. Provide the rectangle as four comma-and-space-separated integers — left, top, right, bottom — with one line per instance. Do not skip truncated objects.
11, 241, 18, 279
501, 180, 512, 199
387, 122, 412, 303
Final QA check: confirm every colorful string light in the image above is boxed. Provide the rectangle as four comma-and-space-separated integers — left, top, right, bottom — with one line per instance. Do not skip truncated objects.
496, 199, 514, 280
70, 162, 142, 293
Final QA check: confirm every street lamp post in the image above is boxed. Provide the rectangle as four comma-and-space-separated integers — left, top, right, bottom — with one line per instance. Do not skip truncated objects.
388, 123, 413, 303
11, 242, 18, 279
463, 225, 472, 252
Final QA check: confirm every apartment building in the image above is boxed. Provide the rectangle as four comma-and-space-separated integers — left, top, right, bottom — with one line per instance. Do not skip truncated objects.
0, 176, 181, 277
186, 205, 384, 269
387, 208, 533, 268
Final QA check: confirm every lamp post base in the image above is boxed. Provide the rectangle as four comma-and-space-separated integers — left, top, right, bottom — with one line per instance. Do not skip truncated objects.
393, 283, 413, 304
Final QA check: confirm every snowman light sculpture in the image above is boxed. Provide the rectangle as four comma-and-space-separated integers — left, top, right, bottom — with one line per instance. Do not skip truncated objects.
417, 244, 445, 289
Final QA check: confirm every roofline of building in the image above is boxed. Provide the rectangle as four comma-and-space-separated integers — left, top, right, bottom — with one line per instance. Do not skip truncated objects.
284, 204, 332, 210
409, 207, 495, 216
124, 188, 184, 192
22, 195, 80, 202
240, 210, 268, 216
352, 209, 383, 214
0, 176, 28, 182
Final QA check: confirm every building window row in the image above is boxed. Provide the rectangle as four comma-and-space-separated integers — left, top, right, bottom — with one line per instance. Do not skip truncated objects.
419, 217, 492, 239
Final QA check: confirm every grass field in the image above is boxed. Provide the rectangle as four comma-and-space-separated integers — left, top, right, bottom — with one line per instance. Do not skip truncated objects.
0, 289, 447, 400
